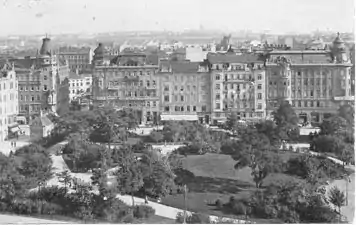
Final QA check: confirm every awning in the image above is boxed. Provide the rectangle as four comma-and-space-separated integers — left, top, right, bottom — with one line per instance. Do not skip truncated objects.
10, 126, 20, 133
160, 114, 198, 121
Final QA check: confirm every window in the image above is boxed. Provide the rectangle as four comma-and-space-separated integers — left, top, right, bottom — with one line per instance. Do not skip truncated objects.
164, 106, 170, 112
215, 84, 220, 90
297, 71, 301, 76
181, 95, 184, 101
31, 96, 35, 101
257, 84, 262, 89
257, 93, 262, 99
180, 106, 184, 111
180, 86, 184, 91
215, 75, 220, 80
310, 90, 314, 97
20, 95, 23, 101
258, 75, 262, 80
174, 85, 178, 91
187, 106, 190, 111
193, 106, 196, 111
317, 101, 320, 107
215, 103, 220, 109
175, 106, 179, 111
202, 105, 206, 112
164, 85, 169, 91
20, 85, 23, 91
146, 81, 150, 87
37, 95, 40, 101
164, 95, 169, 102
146, 101, 150, 107
257, 103, 262, 109
44, 75, 47, 80
44, 85, 48, 91
298, 101, 301, 107
31, 86, 34, 91
174, 95, 178, 102
216, 94, 220, 100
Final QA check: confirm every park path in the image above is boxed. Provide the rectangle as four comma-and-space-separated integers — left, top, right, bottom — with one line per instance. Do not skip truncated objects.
0, 214, 69, 224
44, 142, 250, 223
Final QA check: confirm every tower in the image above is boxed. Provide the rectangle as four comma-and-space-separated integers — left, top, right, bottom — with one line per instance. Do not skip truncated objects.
332, 32, 349, 63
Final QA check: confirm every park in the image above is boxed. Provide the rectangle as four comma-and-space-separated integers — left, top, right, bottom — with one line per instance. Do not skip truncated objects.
0, 102, 354, 224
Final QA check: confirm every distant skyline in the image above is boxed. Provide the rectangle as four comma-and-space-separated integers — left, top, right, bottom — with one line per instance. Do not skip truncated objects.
0, 0, 355, 36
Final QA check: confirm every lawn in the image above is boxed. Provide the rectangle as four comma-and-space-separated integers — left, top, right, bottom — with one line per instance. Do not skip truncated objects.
162, 153, 300, 223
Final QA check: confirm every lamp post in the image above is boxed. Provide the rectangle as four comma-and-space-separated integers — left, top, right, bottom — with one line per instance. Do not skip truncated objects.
183, 184, 187, 224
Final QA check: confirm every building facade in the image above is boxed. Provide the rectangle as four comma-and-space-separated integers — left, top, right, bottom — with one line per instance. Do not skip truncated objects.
58, 47, 93, 73
265, 33, 353, 123
157, 60, 211, 123
208, 53, 267, 124
0, 61, 19, 141
69, 72, 92, 101
12, 37, 70, 122
92, 43, 159, 124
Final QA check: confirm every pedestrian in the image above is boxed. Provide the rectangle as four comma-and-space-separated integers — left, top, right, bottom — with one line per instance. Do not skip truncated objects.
145, 195, 148, 204
14, 142, 16, 148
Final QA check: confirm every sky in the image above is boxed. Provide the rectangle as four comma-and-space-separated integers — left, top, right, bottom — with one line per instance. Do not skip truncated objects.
0, 0, 354, 35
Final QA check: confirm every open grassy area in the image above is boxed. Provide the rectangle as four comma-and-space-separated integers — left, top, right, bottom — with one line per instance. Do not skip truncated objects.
162, 153, 300, 223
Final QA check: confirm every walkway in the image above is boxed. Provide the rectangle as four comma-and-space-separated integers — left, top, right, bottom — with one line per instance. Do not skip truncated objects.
0, 214, 69, 224
42, 142, 250, 223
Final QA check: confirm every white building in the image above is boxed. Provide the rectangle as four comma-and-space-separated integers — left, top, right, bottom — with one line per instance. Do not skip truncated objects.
68, 72, 92, 101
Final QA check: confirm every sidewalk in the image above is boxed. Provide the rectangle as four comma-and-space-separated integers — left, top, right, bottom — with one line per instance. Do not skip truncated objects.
0, 214, 69, 224
0, 140, 30, 156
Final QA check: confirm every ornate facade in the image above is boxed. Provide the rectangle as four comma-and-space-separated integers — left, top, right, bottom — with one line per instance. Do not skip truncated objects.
266, 33, 353, 123
91, 43, 159, 124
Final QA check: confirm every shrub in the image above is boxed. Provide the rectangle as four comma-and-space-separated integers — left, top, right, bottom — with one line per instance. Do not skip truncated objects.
73, 206, 95, 221
215, 199, 223, 209
102, 199, 132, 223
10, 198, 38, 215
231, 202, 247, 215
40, 201, 63, 215
176, 212, 211, 224
133, 205, 155, 219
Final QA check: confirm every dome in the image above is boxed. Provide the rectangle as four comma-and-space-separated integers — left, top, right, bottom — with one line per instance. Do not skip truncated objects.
333, 32, 344, 44
93, 43, 109, 62
332, 32, 346, 53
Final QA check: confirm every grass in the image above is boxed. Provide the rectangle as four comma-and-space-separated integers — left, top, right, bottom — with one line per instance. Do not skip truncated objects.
162, 153, 300, 223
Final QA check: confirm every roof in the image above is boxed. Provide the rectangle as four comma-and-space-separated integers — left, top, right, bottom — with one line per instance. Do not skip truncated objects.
69, 72, 92, 80
207, 53, 263, 64
160, 60, 201, 73
267, 52, 333, 64
12, 58, 35, 69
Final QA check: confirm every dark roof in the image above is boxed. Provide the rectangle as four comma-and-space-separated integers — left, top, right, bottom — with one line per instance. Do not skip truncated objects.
160, 60, 201, 73
268, 52, 333, 64
146, 54, 159, 65
12, 58, 35, 69
207, 53, 263, 64
39, 38, 51, 56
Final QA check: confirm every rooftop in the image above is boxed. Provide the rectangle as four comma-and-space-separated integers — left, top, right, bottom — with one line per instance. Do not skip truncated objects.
207, 53, 263, 64
159, 60, 202, 73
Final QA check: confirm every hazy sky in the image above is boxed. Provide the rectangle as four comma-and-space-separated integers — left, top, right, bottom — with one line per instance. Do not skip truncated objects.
1, 0, 354, 35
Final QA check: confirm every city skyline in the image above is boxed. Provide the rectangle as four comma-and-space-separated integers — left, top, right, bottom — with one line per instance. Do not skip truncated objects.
0, 0, 354, 36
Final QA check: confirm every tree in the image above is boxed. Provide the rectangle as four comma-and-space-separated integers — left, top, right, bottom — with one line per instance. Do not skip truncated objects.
113, 145, 143, 206
272, 101, 299, 141
255, 120, 281, 147
149, 131, 164, 143
57, 170, 72, 193
338, 103, 354, 125
320, 116, 348, 136
225, 112, 240, 134
328, 186, 346, 217
139, 151, 176, 198
162, 122, 182, 143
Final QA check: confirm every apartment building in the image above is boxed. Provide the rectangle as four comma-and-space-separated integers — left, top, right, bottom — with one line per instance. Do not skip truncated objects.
0, 61, 19, 141
68, 72, 92, 101
12, 37, 70, 122
207, 53, 266, 125
157, 60, 211, 123
265, 33, 353, 123
58, 47, 93, 73
92, 43, 159, 124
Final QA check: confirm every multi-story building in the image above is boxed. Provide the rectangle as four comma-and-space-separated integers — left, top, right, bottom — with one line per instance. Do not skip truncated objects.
68, 72, 92, 101
58, 47, 93, 73
207, 53, 266, 125
265, 33, 353, 123
12, 37, 70, 122
92, 43, 159, 124
157, 60, 211, 123
0, 61, 19, 141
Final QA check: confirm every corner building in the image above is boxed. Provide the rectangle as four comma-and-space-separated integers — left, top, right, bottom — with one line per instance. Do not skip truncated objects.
207, 53, 267, 125
265, 33, 353, 123
91, 43, 159, 124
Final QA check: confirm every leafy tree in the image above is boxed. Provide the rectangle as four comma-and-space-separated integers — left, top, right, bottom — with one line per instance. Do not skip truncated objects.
320, 116, 349, 136
162, 121, 183, 143
57, 170, 72, 193
113, 145, 143, 206
328, 186, 346, 217
338, 103, 354, 125
139, 151, 176, 198
149, 131, 164, 143
272, 101, 299, 141
255, 120, 281, 147
225, 112, 240, 134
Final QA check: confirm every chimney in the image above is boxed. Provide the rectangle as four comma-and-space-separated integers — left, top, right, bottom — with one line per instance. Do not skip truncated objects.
40, 37, 51, 55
